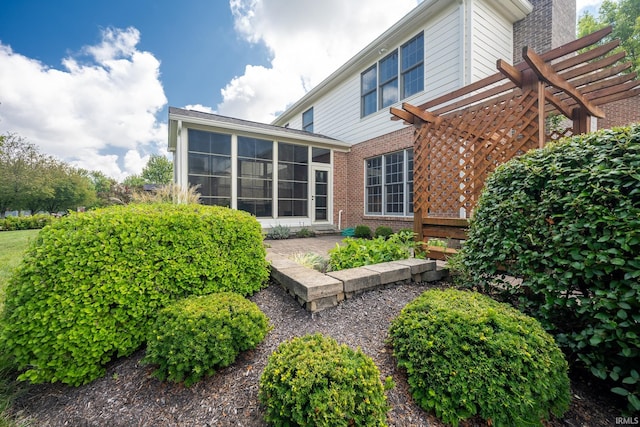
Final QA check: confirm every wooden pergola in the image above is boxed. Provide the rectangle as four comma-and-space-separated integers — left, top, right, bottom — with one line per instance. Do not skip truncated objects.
391, 27, 640, 244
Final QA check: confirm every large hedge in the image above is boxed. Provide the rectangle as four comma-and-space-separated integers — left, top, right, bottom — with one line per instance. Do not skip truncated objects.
457, 125, 640, 412
0, 203, 269, 386
388, 289, 570, 426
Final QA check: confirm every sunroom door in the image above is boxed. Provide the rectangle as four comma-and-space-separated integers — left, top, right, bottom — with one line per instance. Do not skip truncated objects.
311, 166, 330, 223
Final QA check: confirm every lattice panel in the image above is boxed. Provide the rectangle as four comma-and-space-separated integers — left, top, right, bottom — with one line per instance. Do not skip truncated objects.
413, 90, 541, 218
546, 127, 574, 142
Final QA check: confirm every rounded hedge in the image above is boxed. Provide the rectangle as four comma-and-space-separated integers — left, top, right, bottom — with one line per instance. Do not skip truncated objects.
374, 226, 393, 239
259, 333, 391, 426
0, 203, 269, 386
143, 292, 270, 386
388, 289, 570, 426
457, 125, 640, 411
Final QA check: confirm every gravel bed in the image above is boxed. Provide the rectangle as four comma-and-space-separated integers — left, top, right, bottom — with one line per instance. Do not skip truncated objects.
9, 282, 618, 426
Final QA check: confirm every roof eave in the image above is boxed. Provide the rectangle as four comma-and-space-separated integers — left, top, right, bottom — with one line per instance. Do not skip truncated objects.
168, 109, 351, 151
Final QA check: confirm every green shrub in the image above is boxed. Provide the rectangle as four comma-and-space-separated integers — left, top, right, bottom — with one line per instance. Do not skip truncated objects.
259, 333, 392, 426
388, 289, 570, 426
266, 224, 291, 240
0, 214, 54, 231
457, 125, 640, 412
354, 225, 372, 239
0, 203, 269, 386
328, 233, 421, 271
296, 227, 316, 238
142, 292, 270, 387
374, 226, 393, 239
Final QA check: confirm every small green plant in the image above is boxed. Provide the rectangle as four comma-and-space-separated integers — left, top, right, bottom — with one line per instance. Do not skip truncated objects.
426, 238, 447, 248
374, 226, 393, 239
354, 224, 372, 239
328, 233, 423, 271
388, 289, 570, 426
266, 224, 291, 240
259, 333, 392, 426
143, 293, 270, 387
295, 227, 316, 238
290, 252, 328, 272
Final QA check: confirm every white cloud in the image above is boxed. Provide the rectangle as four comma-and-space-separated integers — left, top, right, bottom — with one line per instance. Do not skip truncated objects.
0, 27, 167, 181
184, 104, 216, 114
218, 0, 419, 123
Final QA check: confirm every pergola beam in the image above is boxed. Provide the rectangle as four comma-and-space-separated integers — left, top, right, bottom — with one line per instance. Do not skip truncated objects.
402, 103, 442, 126
498, 59, 574, 118
523, 47, 605, 118
390, 106, 415, 124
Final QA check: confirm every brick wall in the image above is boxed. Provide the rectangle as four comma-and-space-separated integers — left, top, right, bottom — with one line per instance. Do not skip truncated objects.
513, 0, 575, 62
599, 96, 640, 129
333, 127, 415, 232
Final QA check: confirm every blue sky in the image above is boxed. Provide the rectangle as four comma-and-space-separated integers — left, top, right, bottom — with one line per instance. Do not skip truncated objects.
0, 0, 605, 180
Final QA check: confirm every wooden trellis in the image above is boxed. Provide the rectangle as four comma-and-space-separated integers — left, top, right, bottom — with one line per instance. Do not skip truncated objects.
391, 27, 640, 243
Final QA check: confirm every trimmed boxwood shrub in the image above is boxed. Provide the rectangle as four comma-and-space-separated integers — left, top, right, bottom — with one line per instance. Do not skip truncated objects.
354, 224, 372, 238
259, 333, 392, 426
456, 125, 640, 411
388, 289, 570, 427
0, 203, 269, 386
374, 226, 393, 239
142, 292, 270, 386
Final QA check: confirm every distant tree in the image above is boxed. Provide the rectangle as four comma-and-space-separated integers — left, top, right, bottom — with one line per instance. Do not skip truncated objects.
141, 154, 173, 185
87, 170, 120, 208
122, 174, 145, 188
0, 132, 51, 216
577, 0, 640, 73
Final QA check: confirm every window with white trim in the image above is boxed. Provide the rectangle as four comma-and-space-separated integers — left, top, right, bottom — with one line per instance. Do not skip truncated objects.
360, 32, 423, 117
365, 149, 413, 216
401, 33, 424, 98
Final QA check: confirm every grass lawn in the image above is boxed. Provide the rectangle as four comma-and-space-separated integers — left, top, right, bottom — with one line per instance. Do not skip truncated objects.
0, 229, 40, 312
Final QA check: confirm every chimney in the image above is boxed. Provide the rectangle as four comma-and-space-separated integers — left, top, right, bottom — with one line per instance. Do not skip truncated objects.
512, 0, 576, 62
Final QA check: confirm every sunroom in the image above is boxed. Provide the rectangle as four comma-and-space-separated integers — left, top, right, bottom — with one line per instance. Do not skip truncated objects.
168, 107, 349, 229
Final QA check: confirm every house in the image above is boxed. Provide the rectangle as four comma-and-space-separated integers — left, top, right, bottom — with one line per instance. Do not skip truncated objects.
169, 0, 578, 232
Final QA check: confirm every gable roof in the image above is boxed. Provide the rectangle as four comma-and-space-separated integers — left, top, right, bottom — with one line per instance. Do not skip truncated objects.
271, 0, 533, 127
168, 107, 348, 152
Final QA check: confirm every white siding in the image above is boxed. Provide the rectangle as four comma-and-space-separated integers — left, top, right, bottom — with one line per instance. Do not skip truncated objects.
471, 0, 513, 82
306, 3, 463, 144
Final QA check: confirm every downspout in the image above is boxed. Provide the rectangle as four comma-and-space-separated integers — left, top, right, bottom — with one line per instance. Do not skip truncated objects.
338, 209, 343, 230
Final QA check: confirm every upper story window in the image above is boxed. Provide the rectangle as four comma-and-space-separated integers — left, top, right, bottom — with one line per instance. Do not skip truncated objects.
379, 51, 398, 109
361, 65, 377, 117
302, 107, 314, 132
361, 32, 424, 118
401, 33, 424, 98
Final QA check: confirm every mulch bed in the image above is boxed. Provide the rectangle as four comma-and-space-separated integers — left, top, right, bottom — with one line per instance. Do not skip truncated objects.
9, 282, 622, 426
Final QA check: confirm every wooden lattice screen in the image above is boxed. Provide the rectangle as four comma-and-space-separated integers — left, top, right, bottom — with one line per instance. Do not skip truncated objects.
391, 27, 640, 241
